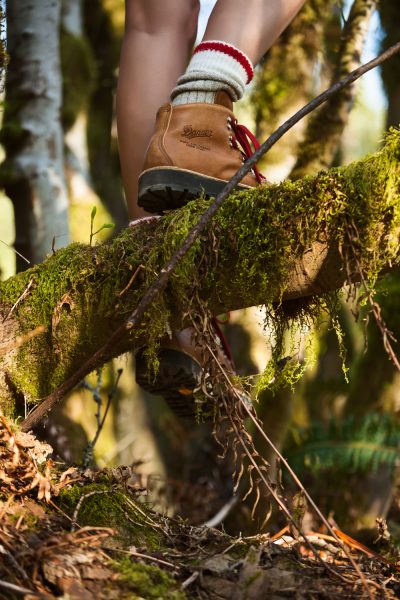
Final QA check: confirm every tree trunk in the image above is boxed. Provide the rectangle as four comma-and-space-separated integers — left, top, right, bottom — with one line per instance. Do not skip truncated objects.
251, 0, 337, 139
83, 0, 128, 232
380, 0, 400, 129
0, 0, 69, 269
342, 0, 400, 418
291, 0, 377, 179
0, 129, 399, 417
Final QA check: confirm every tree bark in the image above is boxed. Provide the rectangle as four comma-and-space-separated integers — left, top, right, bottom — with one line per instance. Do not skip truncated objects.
83, 0, 128, 232
290, 0, 377, 179
0, 129, 399, 417
251, 0, 337, 140
380, 0, 400, 129
0, 0, 70, 269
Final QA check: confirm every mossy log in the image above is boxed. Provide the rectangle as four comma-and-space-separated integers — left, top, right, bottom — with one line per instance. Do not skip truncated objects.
1, 129, 399, 417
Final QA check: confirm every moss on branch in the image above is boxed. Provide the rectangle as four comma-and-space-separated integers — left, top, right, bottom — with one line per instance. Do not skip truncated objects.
0, 128, 399, 414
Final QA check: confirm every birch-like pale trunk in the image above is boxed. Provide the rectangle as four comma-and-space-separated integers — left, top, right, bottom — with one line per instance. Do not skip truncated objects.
2, 0, 69, 267
61, 0, 83, 35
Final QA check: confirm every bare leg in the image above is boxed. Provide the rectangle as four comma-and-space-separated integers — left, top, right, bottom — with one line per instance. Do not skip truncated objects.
117, 0, 200, 220
203, 0, 305, 64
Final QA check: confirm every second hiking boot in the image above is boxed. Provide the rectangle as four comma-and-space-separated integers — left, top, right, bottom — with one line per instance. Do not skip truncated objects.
135, 324, 237, 422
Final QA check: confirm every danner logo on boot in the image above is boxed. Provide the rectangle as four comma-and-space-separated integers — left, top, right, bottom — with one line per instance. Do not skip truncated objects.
182, 125, 213, 139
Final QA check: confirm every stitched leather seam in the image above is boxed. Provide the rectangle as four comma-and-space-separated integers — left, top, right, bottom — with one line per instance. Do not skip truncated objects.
158, 107, 174, 166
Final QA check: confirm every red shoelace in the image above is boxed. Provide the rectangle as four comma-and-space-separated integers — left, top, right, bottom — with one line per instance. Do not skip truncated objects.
211, 316, 236, 372
228, 117, 266, 184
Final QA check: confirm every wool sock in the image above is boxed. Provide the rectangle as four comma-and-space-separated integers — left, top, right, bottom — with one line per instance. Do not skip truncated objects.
171, 40, 254, 106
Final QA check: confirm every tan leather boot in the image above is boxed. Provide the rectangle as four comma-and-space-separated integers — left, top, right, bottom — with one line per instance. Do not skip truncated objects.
138, 91, 265, 213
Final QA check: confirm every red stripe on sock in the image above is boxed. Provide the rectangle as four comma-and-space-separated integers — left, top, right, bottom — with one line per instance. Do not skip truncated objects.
194, 41, 254, 84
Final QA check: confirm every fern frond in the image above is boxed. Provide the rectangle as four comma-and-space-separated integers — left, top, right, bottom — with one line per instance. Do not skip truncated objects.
285, 413, 400, 474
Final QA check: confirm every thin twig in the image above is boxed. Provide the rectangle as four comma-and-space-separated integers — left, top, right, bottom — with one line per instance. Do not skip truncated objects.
2, 279, 33, 323
201, 495, 239, 528
200, 344, 350, 583
92, 368, 122, 449
220, 396, 353, 587
82, 368, 123, 468
21, 39, 400, 433
243, 396, 373, 594
48, 498, 74, 523
207, 343, 373, 598
347, 219, 400, 371
0, 239, 30, 265
110, 547, 176, 569
117, 265, 143, 297
0, 580, 34, 596
181, 571, 200, 589
0, 325, 46, 356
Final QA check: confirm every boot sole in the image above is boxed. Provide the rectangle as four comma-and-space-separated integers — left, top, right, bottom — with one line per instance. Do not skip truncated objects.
136, 348, 203, 420
138, 167, 251, 213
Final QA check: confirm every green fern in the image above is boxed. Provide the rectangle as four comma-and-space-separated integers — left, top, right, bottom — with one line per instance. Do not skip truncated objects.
284, 413, 400, 474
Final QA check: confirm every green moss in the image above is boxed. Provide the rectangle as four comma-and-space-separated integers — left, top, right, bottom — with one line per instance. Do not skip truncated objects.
0, 226, 153, 401
148, 128, 400, 389
114, 557, 186, 600
58, 482, 163, 550
9, 507, 40, 530
1, 129, 399, 406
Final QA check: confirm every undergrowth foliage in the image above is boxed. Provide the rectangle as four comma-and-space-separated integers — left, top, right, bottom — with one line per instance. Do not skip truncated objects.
285, 413, 400, 474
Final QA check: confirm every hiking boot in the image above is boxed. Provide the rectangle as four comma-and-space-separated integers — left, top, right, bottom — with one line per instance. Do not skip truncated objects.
138, 91, 265, 213
135, 323, 237, 422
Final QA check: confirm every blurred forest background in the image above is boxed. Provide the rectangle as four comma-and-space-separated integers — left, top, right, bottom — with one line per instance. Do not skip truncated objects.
1, 0, 400, 538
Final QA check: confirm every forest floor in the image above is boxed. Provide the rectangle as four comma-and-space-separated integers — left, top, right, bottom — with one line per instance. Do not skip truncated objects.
1, 416, 400, 600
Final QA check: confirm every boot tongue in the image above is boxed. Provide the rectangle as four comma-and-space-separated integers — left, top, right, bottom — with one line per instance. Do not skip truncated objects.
214, 90, 233, 110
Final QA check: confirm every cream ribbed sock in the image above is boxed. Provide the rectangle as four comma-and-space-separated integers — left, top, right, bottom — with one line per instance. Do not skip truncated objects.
171, 41, 254, 106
